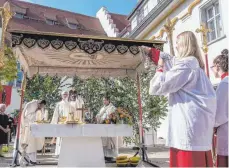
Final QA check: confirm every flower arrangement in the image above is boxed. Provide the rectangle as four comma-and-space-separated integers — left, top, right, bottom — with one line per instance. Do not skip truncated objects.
104, 107, 133, 125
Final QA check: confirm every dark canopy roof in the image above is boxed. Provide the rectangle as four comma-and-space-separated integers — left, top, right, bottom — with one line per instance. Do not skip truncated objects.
11, 30, 164, 78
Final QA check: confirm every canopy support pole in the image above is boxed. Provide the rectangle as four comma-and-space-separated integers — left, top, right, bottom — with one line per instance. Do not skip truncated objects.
136, 73, 143, 144
135, 73, 159, 167
11, 73, 29, 167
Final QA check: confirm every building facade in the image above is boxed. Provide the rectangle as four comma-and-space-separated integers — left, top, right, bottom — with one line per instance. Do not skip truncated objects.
122, 0, 228, 84
117, 0, 228, 141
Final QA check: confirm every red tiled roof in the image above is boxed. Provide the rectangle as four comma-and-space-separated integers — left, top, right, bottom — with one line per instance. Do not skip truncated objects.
109, 13, 129, 32
0, 0, 107, 36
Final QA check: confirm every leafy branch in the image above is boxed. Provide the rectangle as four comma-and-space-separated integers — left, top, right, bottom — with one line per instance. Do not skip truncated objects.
0, 47, 17, 90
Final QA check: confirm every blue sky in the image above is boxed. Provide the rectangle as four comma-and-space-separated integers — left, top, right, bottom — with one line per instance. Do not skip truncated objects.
21, 0, 137, 17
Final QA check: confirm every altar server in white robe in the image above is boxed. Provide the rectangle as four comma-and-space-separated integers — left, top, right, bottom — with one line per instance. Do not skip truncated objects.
51, 91, 75, 155
69, 90, 84, 121
211, 49, 228, 167
20, 100, 47, 164
149, 31, 216, 167
96, 96, 119, 160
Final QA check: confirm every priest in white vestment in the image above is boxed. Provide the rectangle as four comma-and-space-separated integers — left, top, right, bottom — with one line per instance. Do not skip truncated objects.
51, 91, 75, 155
96, 96, 119, 160
69, 90, 84, 121
19, 100, 47, 164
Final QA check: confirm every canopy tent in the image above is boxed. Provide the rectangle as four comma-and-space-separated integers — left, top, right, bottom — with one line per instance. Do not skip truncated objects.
10, 30, 164, 78
9, 30, 164, 166
0, 1, 166, 166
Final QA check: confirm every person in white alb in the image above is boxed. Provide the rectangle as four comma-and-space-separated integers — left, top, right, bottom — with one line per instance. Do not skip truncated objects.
19, 100, 47, 165
96, 96, 118, 161
51, 91, 75, 155
69, 90, 84, 121
211, 49, 228, 167
148, 31, 216, 167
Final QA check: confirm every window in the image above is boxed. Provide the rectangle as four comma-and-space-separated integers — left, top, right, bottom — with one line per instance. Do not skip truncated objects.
68, 23, 78, 29
131, 17, 137, 30
202, 1, 223, 42
144, 4, 149, 17
14, 12, 24, 19
122, 32, 130, 38
46, 19, 53, 25
137, 8, 144, 23
46, 19, 55, 25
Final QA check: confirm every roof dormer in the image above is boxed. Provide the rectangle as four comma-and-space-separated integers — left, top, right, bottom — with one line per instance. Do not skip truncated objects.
12, 4, 27, 19
66, 18, 79, 29
44, 13, 58, 25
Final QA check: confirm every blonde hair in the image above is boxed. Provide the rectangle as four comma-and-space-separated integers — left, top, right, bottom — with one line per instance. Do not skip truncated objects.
177, 31, 205, 69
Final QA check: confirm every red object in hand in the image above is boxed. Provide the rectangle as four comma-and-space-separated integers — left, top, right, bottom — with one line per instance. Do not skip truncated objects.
150, 48, 160, 65
157, 69, 163, 72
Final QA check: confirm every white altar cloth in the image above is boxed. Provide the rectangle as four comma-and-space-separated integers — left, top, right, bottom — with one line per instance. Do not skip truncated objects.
30, 124, 132, 167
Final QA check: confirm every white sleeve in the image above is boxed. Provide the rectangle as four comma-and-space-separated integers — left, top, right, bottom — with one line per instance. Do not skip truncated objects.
101, 113, 107, 121
106, 106, 116, 117
110, 106, 116, 114
215, 82, 228, 127
81, 97, 85, 105
44, 110, 49, 121
160, 52, 174, 72
20, 104, 27, 130
19, 104, 29, 144
51, 104, 59, 124
23, 102, 32, 118
35, 110, 42, 121
24, 100, 38, 118
23, 103, 31, 126
71, 104, 76, 113
103, 106, 116, 120
149, 67, 191, 96
96, 107, 103, 117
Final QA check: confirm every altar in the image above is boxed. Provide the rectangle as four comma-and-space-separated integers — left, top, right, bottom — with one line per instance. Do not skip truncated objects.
31, 124, 132, 167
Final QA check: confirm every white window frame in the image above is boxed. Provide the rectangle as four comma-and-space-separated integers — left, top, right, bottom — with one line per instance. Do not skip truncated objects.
131, 16, 138, 30
68, 22, 78, 29
123, 32, 129, 38
14, 12, 24, 19
201, 0, 224, 43
137, 8, 144, 24
157, 0, 163, 3
46, 19, 56, 25
144, 3, 149, 17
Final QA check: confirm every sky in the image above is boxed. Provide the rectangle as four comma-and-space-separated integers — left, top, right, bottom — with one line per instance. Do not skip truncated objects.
20, 0, 138, 17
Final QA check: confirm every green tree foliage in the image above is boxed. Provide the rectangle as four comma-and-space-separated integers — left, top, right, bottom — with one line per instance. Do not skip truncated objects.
25, 71, 168, 145
0, 47, 17, 90
72, 70, 168, 144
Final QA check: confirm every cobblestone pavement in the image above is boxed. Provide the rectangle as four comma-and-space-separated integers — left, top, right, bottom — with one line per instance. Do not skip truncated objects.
0, 139, 169, 167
